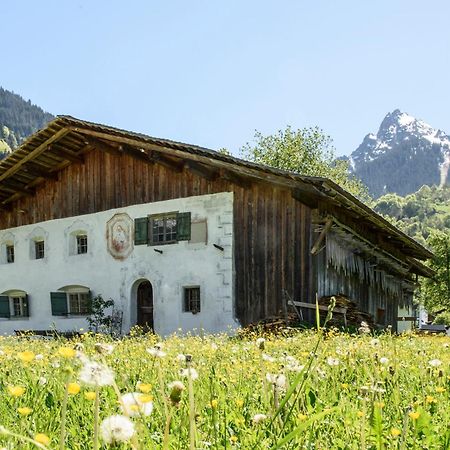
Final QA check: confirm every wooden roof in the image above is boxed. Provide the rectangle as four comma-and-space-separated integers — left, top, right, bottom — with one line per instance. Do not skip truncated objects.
0, 115, 433, 266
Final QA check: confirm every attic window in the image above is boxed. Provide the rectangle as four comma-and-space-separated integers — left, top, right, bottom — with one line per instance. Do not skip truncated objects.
134, 212, 191, 245
76, 235, 88, 254
6, 245, 14, 263
35, 240, 45, 259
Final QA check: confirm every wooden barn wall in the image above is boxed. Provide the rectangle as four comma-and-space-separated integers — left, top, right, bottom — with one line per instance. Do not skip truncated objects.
315, 248, 400, 330
0, 148, 313, 325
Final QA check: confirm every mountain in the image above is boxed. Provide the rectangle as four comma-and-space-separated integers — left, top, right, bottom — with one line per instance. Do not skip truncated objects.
0, 87, 54, 159
347, 109, 450, 197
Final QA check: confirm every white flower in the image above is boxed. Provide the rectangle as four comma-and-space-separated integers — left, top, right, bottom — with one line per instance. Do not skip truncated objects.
266, 373, 287, 390
379, 357, 389, 365
38, 377, 47, 386
326, 357, 340, 366
147, 347, 166, 358
370, 338, 380, 346
79, 360, 115, 386
180, 368, 199, 380
211, 343, 218, 351
35, 354, 44, 361
262, 353, 275, 362
168, 380, 185, 391
429, 359, 442, 367
176, 353, 186, 363
100, 415, 135, 444
252, 413, 268, 424
120, 393, 153, 417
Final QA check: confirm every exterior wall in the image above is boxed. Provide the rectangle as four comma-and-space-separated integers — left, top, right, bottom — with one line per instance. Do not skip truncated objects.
0, 192, 236, 335
0, 147, 313, 327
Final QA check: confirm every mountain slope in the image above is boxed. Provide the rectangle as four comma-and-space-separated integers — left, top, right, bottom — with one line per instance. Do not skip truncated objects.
0, 87, 54, 159
347, 109, 450, 197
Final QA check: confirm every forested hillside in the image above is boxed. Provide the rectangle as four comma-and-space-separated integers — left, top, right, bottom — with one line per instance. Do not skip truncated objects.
0, 87, 53, 159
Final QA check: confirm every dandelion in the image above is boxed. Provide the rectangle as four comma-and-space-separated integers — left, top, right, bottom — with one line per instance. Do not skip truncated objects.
58, 347, 76, 359
17, 407, 33, 416
409, 411, 420, 420
230, 435, 238, 444
34, 434, 50, 446
252, 413, 267, 424
298, 413, 308, 421
379, 357, 389, 365
426, 395, 436, 404
35, 354, 44, 361
120, 393, 153, 417
436, 386, 446, 393
136, 382, 152, 393
235, 399, 244, 408
176, 353, 186, 363
94, 343, 114, 355
18, 351, 35, 363
428, 359, 442, 367
210, 399, 218, 409
370, 338, 380, 346
67, 383, 81, 395
256, 337, 265, 350
79, 360, 114, 387
84, 391, 96, 401
168, 381, 185, 406
262, 353, 275, 362
358, 322, 371, 334
326, 356, 340, 366
100, 415, 135, 445
265, 373, 287, 391
8, 386, 25, 397
180, 368, 199, 380
147, 344, 166, 358
38, 377, 47, 386
391, 428, 401, 437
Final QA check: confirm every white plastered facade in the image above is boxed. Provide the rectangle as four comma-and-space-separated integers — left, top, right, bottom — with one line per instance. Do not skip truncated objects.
0, 192, 237, 336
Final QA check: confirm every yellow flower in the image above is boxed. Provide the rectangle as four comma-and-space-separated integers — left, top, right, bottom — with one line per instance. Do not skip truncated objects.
137, 383, 152, 394
298, 413, 308, 421
138, 394, 153, 403
34, 434, 50, 445
374, 401, 385, 409
211, 399, 218, 409
230, 435, 238, 444
426, 395, 436, 404
58, 347, 76, 358
17, 407, 33, 416
67, 383, 80, 395
409, 411, 420, 420
18, 351, 35, 363
235, 399, 244, 408
84, 391, 96, 401
341, 383, 349, 389
391, 428, 401, 437
357, 411, 364, 417
8, 386, 25, 397
436, 387, 446, 393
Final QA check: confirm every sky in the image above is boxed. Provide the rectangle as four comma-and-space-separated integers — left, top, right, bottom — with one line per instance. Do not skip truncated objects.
1, 0, 450, 157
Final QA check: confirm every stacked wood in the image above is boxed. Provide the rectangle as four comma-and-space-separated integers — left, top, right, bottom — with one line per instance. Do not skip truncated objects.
319, 295, 375, 329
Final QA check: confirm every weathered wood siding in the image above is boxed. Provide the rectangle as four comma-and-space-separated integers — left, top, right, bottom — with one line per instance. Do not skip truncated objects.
0, 148, 313, 325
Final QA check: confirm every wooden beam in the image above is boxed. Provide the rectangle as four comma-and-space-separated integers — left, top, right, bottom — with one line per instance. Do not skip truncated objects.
0, 181, 35, 196
184, 160, 219, 181
311, 218, 333, 255
22, 162, 59, 181
48, 144, 84, 163
151, 152, 184, 172
221, 170, 252, 188
292, 188, 320, 209
0, 128, 70, 183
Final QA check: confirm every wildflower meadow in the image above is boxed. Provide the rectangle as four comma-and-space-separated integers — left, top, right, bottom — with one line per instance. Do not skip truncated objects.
0, 325, 449, 449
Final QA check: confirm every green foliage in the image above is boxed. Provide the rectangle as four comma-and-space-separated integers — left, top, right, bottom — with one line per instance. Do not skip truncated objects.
85, 294, 115, 333
240, 126, 370, 200
433, 311, 450, 326
418, 231, 450, 313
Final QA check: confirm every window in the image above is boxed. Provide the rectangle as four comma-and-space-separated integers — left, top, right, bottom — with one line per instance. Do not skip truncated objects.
50, 286, 92, 316
0, 291, 29, 318
6, 245, 14, 263
376, 308, 385, 324
134, 212, 191, 245
183, 287, 201, 314
35, 240, 45, 259
76, 235, 88, 254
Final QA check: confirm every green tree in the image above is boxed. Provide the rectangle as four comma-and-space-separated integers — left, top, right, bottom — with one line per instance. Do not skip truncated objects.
419, 231, 450, 314
240, 126, 369, 200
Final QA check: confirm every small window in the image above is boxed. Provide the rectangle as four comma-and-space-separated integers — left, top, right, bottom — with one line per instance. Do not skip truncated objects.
12, 297, 26, 317
50, 287, 92, 316
0, 291, 29, 318
68, 292, 90, 315
6, 245, 14, 263
35, 241, 45, 259
151, 213, 178, 244
76, 235, 88, 254
183, 287, 201, 314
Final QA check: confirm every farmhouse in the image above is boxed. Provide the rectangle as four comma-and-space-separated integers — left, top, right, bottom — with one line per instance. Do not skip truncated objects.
0, 117, 433, 335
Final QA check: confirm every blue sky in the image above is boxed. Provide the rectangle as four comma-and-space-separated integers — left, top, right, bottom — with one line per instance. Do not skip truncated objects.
2, 1, 449, 156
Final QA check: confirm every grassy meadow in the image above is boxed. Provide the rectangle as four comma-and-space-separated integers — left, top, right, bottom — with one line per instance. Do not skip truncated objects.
0, 327, 449, 449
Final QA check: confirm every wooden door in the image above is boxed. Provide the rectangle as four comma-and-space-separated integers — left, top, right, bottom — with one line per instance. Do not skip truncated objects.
137, 281, 153, 330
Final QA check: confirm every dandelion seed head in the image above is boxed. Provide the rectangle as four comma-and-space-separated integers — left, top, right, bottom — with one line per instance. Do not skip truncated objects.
100, 415, 135, 444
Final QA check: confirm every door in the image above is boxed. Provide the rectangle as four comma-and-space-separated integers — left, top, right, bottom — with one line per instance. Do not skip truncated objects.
137, 281, 153, 330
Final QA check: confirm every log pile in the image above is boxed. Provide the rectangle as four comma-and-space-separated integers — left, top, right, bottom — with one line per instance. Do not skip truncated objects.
319, 295, 375, 329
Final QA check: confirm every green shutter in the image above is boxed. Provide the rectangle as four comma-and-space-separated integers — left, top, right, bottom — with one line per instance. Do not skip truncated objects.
23, 294, 29, 317
0, 296, 10, 318
177, 212, 191, 241
50, 292, 68, 316
86, 290, 93, 314
134, 217, 149, 245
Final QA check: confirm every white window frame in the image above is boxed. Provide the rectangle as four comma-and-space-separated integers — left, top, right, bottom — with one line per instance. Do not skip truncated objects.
1, 290, 28, 319
58, 285, 91, 316
182, 286, 201, 314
